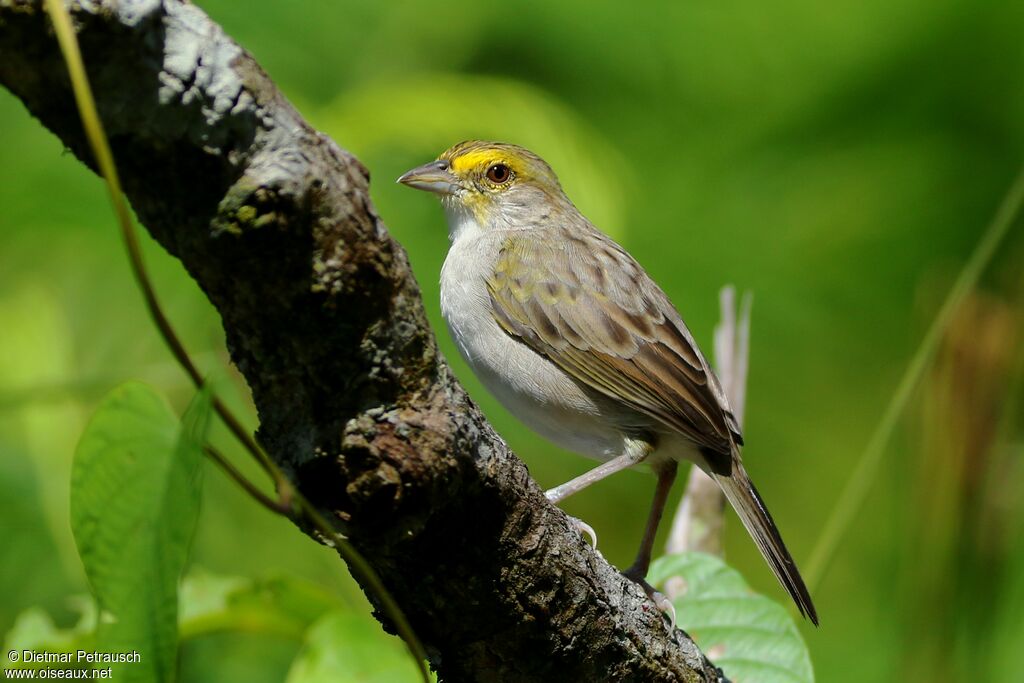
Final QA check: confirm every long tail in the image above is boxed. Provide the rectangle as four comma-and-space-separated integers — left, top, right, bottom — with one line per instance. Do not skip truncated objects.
714, 461, 819, 625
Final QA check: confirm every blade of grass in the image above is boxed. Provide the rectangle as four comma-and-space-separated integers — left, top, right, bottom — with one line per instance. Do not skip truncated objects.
805, 165, 1024, 592
43, 3, 429, 679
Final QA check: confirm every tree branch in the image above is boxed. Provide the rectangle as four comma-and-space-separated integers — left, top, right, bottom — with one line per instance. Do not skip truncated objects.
0, 1, 724, 680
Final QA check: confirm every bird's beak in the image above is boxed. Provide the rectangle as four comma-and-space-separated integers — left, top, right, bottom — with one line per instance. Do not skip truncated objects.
396, 159, 461, 196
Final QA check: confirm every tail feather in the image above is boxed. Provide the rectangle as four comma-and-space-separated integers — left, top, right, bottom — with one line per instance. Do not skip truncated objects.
714, 463, 819, 626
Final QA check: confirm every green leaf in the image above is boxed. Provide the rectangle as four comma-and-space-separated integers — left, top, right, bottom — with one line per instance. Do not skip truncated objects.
649, 552, 814, 683
286, 611, 429, 683
70, 382, 211, 682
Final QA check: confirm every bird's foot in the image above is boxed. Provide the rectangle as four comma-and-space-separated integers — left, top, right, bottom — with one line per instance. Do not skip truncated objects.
622, 565, 677, 629
565, 515, 598, 549
648, 589, 677, 630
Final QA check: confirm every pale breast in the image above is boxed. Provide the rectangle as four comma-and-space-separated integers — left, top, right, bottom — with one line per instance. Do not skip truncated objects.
439, 224, 627, 461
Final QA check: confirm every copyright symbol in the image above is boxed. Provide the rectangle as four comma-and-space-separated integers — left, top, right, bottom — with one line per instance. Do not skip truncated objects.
7, 650, 18, 662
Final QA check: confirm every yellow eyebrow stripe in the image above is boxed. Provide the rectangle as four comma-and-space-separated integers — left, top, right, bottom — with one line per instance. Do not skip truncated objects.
449, 150, 501, 174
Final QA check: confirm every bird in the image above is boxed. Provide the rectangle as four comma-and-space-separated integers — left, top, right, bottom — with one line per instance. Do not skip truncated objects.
398, 140, 818, 626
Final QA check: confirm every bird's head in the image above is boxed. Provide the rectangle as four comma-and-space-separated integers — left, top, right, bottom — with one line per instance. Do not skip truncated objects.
398, 141, 568, 228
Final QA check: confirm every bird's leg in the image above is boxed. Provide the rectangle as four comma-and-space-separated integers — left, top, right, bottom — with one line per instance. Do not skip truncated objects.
545, 440, 652, 550
545, 439, 652, 503
623, 460, 679, 627
624, 460, 679, 579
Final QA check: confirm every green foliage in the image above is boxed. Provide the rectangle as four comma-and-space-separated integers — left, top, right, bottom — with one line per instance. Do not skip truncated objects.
2, 569, 426, 680
286, 611, 429, 683
3, 570, 428, 682
650, 552, 814, 683
70, 383, 211, 681
2, 0, 1023, 681
179, 571, 343, 641
0, 441, 71, 638
1, 600, 94, 672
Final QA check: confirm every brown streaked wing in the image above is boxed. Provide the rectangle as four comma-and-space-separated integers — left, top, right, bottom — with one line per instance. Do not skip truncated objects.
487, 229, 740, 464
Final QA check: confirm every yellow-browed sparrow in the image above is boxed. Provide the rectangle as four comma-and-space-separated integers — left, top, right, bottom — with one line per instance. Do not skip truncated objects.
398, 141, 818, 625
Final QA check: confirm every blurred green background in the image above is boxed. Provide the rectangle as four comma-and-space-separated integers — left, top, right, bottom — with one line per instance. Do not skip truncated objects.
2, 0, 1023, 680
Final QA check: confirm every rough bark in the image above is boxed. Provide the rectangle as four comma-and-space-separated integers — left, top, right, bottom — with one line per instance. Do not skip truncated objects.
0, 1, 724, 681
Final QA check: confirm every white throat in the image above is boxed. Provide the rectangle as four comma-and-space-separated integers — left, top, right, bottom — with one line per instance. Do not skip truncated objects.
443, 203, 485, 244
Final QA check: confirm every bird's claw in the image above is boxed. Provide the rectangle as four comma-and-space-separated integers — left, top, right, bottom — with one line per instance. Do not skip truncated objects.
651, 589, 677, 629
566, 515, 598, 549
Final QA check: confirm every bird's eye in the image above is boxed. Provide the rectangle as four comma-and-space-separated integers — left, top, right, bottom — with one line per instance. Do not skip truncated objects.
486, 163, 511, 184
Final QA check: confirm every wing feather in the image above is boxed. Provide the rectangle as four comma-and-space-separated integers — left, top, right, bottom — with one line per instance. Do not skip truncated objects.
487, 229, 742, 464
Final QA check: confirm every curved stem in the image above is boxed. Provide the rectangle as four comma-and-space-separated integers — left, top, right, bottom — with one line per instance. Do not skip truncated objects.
203, 444, 293, 515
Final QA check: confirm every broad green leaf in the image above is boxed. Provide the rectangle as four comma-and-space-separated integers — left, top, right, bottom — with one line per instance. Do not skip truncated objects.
286, 611, 429, 683
71, 383, 211, 682
649, 552, 814, 683
179, 570, 344, 641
